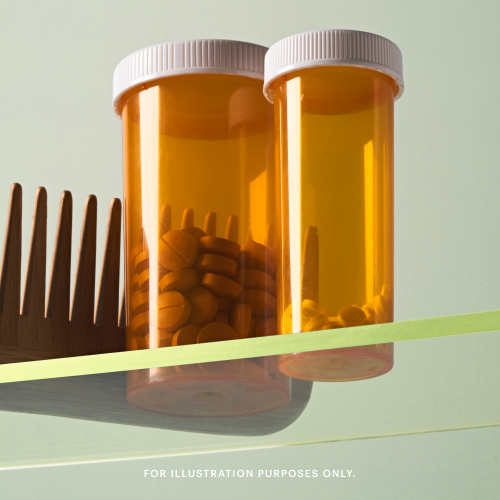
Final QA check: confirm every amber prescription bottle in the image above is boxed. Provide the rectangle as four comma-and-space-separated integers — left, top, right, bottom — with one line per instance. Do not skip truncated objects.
113, 39, 291, 417
263, 30, 404, 382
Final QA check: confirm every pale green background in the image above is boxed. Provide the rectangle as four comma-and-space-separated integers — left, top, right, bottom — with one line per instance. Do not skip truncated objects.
0, 0, 499, 498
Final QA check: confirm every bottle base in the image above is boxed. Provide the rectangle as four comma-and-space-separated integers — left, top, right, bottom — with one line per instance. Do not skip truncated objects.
278, 344, 394, 382
127, 359, 291, 418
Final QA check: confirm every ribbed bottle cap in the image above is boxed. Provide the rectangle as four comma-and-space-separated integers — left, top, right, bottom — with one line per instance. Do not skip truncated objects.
113, 39, 268, 116
263, 30, 404, 103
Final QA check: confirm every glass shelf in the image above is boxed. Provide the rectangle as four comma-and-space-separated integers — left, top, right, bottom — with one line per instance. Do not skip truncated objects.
0, 311, 498, 469
1, 311, 498, 384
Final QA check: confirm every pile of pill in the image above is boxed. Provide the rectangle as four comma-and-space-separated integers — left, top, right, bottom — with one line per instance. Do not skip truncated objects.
282, 285, 393, 334
128, 208, 278, 351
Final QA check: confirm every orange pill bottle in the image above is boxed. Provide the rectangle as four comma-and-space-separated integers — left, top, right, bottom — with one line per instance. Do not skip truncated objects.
263, 30, 404, 382
113, 40, 290, 417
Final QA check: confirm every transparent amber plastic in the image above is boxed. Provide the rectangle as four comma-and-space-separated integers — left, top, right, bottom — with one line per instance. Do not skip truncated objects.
271, 66, 396, 382
119, 74, 290, 416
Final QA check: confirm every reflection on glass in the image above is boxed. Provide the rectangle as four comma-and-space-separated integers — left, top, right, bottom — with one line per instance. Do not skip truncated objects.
127, 356, 292, 418
0, 356, 312, 437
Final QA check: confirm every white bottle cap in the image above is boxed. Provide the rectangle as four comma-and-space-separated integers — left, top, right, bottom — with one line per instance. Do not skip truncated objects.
263, 30, 404, 103
113, 39, 267, 116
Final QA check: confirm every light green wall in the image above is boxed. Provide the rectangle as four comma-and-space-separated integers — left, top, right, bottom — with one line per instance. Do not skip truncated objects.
0, 0, 498, 497
1, 428, 499, 500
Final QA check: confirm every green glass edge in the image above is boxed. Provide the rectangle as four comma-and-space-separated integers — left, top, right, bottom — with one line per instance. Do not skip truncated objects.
0, 310, 498, 384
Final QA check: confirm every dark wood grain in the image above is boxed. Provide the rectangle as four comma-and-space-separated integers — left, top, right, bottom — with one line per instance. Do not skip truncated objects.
20, 187, 47, 317
0, 184, 22, 346
0, 185, 125, 363
95, 199, 124, 353
18, 187, 49, 351
69, 195, 97, 355
0, 345, 70, 364
45, 191, 72, 353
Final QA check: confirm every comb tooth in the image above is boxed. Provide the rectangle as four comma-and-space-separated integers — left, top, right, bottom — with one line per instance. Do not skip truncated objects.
204, 211, 216, 236
0, 184, 22, 346
225, 215, 239, 243
18, 187, 50, 351
264, 222, 275, 249
95, 199, 123, 353
301, 226, 319, 303
181, 208, 194, 229
245, 226, 252, 243
21, 187, 47, 318
158, 204, 171, 238
69, 195, 97, 355
45, 191, 72, 353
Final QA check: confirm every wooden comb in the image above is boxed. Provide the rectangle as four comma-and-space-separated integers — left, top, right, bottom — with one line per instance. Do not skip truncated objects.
0, 184, 125, 364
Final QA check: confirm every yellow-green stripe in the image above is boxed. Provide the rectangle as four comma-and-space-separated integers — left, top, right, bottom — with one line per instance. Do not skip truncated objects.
0, 310, 498, 384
